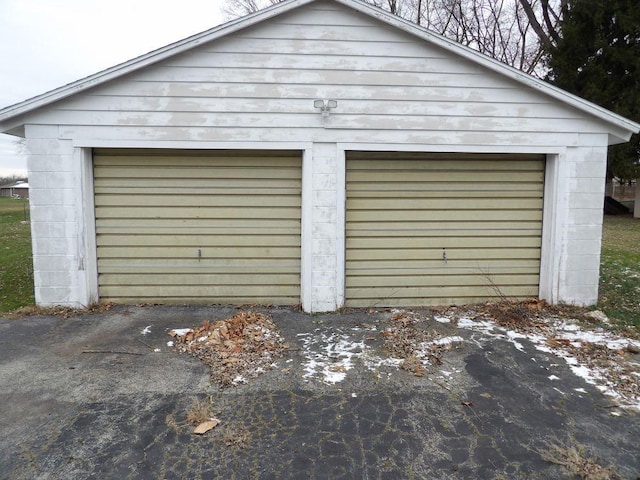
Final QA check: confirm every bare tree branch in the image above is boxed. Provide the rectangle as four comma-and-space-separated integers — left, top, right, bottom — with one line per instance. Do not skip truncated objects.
222, 0, 565, 77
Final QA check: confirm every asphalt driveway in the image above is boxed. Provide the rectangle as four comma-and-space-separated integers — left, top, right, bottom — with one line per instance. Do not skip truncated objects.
0, 305, 638, 479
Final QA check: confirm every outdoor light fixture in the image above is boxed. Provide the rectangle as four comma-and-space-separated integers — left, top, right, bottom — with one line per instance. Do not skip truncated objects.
314, 99, 338, 117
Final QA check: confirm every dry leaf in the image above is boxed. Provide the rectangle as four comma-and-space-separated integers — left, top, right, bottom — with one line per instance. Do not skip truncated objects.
193, 419, 219, 435
461, 401, 474, 407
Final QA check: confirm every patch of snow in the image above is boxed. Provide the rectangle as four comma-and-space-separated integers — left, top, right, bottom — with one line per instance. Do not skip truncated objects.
141, 325, 151, 335
506, 331, 526, 351
551, 324, 639, 351
166, 341, 174, 347
458, 317, 536, 352
456, 313, 640, 411
232, 375, 247, 385
574, 388, 587, 394
432, 336, 464, 346
548, 375, 560, 381
153, 348, 161, 353
298, 327, 408, 384
170, 328, 192, 337
298, 331, 366, 384
434, 316, 451, 324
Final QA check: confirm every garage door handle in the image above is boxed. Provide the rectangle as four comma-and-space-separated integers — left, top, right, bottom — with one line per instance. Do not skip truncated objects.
442, 248, 448, 263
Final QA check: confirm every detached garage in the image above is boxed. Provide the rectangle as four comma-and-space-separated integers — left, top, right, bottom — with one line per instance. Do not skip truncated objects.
0, 0, 638, 313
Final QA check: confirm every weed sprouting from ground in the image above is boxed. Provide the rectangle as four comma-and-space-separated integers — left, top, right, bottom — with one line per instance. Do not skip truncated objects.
540, 442, 619, 479
165, 396, 217, 431
185, 397, 215, 426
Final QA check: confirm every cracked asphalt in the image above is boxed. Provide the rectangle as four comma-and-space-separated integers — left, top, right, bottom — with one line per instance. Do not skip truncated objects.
1, 305, 638, 479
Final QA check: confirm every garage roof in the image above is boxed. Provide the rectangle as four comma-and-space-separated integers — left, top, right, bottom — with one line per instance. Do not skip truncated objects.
0, 0, 638, 142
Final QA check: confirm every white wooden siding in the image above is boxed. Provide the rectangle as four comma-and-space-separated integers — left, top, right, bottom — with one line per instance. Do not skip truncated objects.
26, 1, 612, 147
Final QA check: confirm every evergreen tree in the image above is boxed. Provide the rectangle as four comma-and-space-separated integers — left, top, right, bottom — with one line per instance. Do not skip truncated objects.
545, 0, 640, 181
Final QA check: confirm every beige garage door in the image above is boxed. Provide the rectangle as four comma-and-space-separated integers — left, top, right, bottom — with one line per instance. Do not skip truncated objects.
346, 152, 545, 307
93, 149, 301, 305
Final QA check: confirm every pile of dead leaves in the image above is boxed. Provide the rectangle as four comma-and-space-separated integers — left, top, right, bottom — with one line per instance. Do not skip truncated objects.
170, 311, 289, 387
383, 311, 458, 377
6, 302, 117, 319
470, 299, 555, 332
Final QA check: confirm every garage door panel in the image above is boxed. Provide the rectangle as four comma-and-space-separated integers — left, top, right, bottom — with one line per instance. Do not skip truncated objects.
100, 284, 300, 299
94, 187, 299, 196
95, 206, 301, 220
98, 265, 300, 275
95, 154, 299, 167
97, 234, 301, 247
347, 198, 542, 210
347, 237, 541, 249
95, 178, 302, 190
103, 296, 301, 305
94, 150, 301, 304
347, 187, 543, 198
347, 209, 542, 222
97, 245, 300, 259
347, 151, 543, 163
346, 273, 540, 288
100, 273, 301, 286
345, 152, 544, 307
96, 218, 300, 230
94, 166, 301, 180
96, 227, 299, 237
94, 194, 301, 208
346, 227, 542, 237
347, 171, 543, 183
345, 286, 540, 308
347, 247, 541, 261
347, 220, 542, 231
347, 258, 541, 271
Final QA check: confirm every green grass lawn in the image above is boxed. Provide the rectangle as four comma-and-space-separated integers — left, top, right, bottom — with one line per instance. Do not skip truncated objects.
599, 215, 640, 329
0, 197, 33, 313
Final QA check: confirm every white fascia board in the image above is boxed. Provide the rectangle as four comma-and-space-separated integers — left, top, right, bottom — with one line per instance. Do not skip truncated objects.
0, 0, 315, 127
336, 0, 640, 140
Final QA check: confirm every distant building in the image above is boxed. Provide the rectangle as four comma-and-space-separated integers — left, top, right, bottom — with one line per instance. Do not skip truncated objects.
0, 181, 29, 198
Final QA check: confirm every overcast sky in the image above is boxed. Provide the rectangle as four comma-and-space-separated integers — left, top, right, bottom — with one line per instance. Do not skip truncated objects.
0, 0, 228, 177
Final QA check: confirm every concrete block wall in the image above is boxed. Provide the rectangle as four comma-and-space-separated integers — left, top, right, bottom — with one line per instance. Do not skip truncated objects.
308, 143, 339, 312
25, 125, 85, 307
557, 145, 608, 305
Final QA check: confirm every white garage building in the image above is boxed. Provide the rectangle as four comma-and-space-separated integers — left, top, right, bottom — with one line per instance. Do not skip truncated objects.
0, 0, 638, 312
